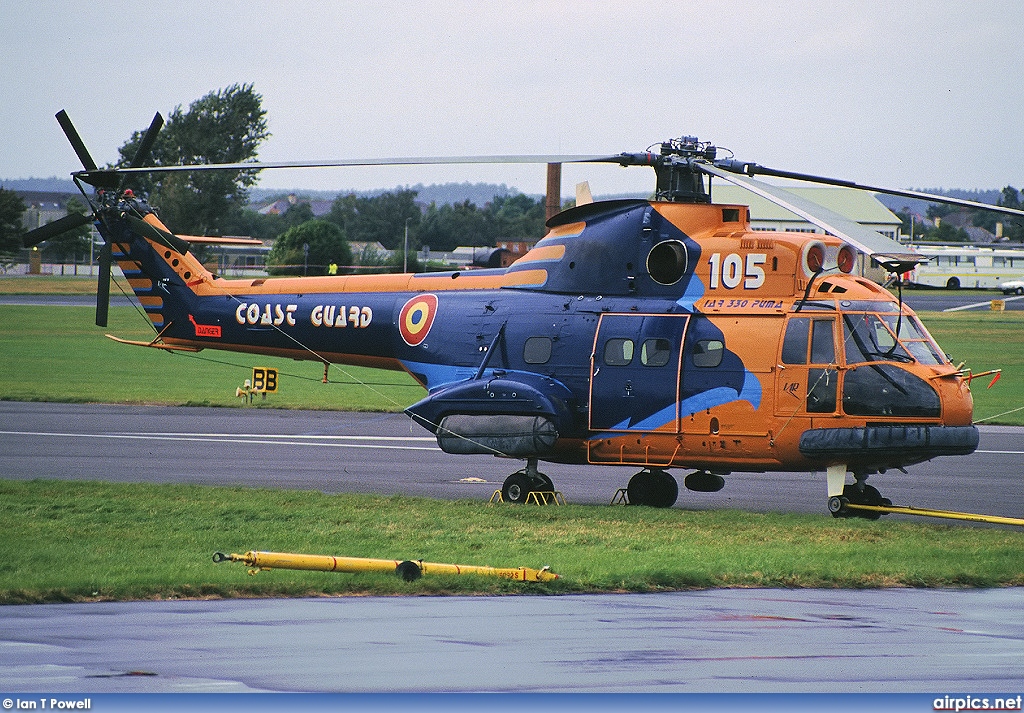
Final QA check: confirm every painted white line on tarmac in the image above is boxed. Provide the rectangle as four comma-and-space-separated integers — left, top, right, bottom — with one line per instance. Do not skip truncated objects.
943, 294, 1024, 312
0, 431, 442, 451
5, 433, 1021, 455
127, 431, 437, 442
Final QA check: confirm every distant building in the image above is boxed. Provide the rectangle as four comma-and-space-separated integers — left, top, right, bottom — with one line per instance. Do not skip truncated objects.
496, 240, 535, 258
710, 185, 903, 240
16, 191, 80, 231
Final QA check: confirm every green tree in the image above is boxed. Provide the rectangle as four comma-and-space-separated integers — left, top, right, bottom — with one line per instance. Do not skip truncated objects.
267, 220, 351, 276
928, 221, 971, 242
43, 197, 93, 262
326, 190, 421, 250
118, 83, 270, 236
997, 186, 1023, 242
895, 210, 927, 242
0, 187, 26, 255
485, 193, 546, 238
418, 200, 491, 252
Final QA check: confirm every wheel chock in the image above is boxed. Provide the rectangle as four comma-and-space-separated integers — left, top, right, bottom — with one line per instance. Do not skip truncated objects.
610, 488, 629, 505
525, 490, 566, 505
489, 490, 566, 505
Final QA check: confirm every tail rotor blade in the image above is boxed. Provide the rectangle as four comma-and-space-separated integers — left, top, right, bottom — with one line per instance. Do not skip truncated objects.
55, 110, 98, 172
22, 212, 93, 247
128, 113, 164, 169
96, 241, 112, 328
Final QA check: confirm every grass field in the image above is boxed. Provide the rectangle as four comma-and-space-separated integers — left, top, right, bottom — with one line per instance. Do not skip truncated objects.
0, 305, 422, 411
0, 275, 101, 294
1, 480, 1022, 603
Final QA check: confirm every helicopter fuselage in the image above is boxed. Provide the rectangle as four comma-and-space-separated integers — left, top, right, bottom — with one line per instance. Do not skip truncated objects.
100, 196, 978, 508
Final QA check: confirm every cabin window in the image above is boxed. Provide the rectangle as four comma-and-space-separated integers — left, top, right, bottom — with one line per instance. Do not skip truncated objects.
640, 338, 672, 367
523, 337, 552, 365
692, 339, 724, 368
603, 338, 634, 366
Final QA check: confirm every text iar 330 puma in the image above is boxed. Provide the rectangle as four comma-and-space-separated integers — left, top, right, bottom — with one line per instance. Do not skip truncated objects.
30, 114, 1024, 515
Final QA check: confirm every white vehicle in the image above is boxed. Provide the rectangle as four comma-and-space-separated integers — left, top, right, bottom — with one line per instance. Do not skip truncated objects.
1001, 279, 1024, 295
906, 245, 1024, 289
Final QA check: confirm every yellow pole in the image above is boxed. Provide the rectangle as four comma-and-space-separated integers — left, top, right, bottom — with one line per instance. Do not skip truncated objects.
845, 503, 1024, 527
213, 551, 559, 582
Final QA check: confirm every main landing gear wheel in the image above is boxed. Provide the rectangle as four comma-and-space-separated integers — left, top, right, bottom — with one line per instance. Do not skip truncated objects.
626, 468, 679, 508
829, 484, 892, 520
501, 458, 553, 504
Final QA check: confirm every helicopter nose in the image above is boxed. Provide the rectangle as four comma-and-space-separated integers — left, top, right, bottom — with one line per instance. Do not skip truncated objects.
938, 374, 975, 427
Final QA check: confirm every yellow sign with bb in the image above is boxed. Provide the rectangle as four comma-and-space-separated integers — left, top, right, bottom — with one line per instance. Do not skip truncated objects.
251, 367, 279, 393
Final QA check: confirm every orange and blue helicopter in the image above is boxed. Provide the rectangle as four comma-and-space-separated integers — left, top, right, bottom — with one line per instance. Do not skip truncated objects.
26, 112, 1024, 515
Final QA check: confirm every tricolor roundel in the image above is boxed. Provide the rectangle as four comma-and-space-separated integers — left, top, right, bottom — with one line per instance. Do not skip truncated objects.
399, 294, 438, 346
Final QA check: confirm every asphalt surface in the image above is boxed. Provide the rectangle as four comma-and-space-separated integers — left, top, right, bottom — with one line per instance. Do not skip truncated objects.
3, 589, 1024, 693
2, 401, 1023, 519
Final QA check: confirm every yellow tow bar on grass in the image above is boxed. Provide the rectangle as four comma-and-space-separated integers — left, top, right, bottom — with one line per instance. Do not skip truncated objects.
845, 503, 1024, 527
213, 550, 559, 582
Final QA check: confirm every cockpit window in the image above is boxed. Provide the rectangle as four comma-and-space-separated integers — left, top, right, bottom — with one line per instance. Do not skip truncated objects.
878, 315, 945, 365
842, 313, 914, 364
782, 317, 836, 365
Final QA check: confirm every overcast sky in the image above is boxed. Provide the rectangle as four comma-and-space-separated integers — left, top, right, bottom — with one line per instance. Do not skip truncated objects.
2, 1, 1021, 199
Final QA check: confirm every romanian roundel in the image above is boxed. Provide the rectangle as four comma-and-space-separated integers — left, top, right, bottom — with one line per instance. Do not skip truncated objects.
399, 294, 438, 346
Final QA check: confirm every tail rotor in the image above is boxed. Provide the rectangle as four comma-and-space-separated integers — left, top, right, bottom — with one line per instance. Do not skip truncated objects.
25, 110, 166, 326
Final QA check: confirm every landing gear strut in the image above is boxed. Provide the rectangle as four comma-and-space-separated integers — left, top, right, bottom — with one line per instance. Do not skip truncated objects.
501, 458, 554, 504
828, 471, 892, 519
626, 468, 679, 508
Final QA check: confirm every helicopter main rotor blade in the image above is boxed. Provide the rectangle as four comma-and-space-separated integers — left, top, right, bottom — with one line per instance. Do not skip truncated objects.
55, 110, 98, 172
698, 162, 921, 273
128, 113, 165, 169
714, 160, 1024, 219
74, 154, 627, 187
22, 212, 93, 248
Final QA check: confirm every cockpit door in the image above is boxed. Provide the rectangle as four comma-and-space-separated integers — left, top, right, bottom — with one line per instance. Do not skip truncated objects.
775, 315, 839, 416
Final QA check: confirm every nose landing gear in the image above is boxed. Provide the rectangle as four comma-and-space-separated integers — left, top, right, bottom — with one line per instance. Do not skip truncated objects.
828, 471, 892, 519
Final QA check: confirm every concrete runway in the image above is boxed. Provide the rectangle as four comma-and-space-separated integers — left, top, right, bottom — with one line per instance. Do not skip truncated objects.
2, 402, 1024, 694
